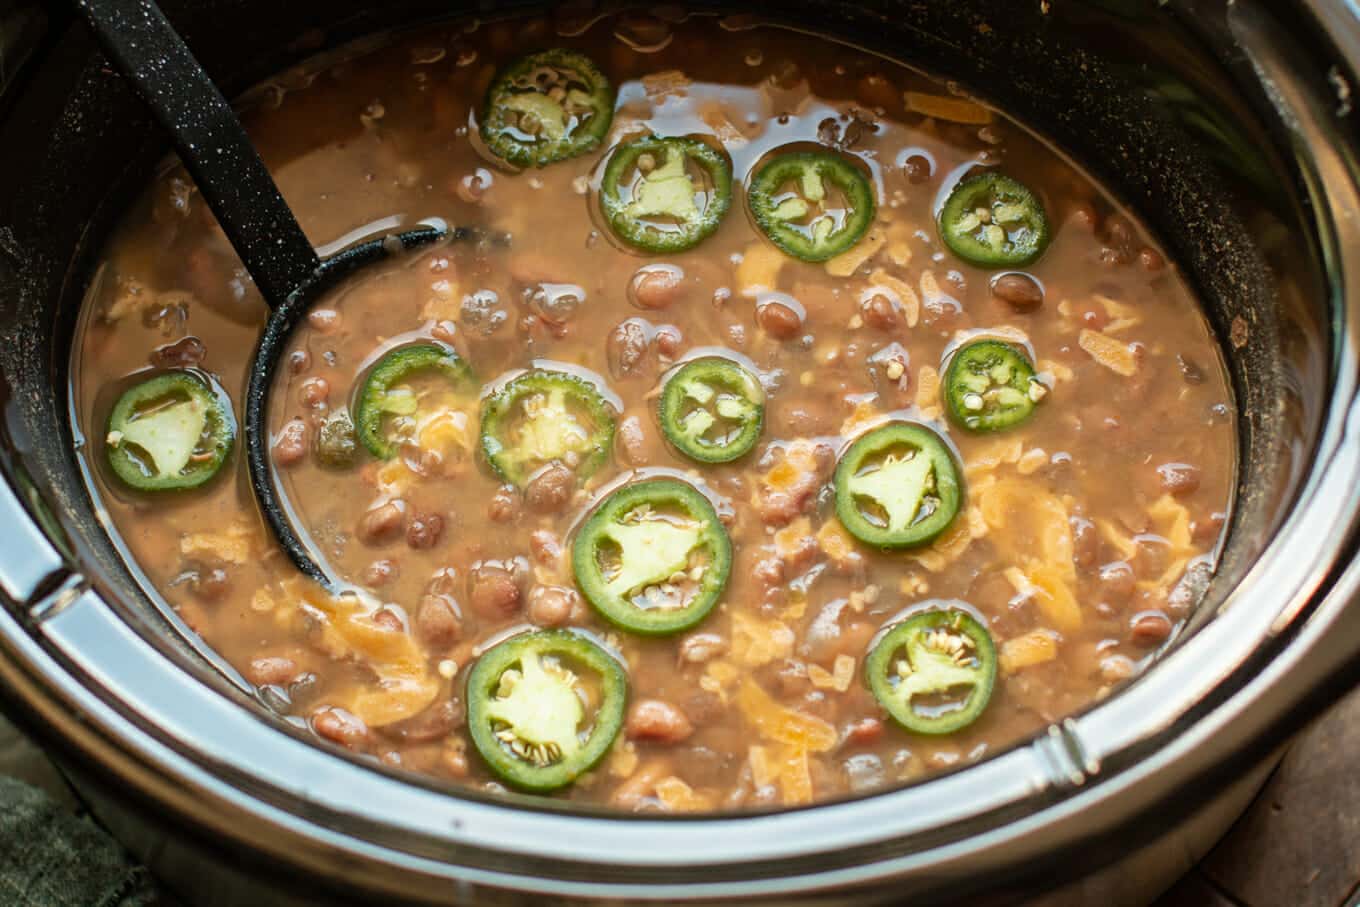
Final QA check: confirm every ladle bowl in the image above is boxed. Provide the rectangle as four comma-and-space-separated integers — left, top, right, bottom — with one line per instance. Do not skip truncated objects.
75, 0, 464, 585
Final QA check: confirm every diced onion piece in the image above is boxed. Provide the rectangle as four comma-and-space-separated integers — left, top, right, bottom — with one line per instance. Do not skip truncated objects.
1093, 293, 1142, 334
1079, 328, 1139, 376
884, 220, 915, 268
824, 227, 885, 277
915, 364, 941, 419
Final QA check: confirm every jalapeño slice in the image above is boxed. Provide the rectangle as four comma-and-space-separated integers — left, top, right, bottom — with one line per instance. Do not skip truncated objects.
105, 371, 236, 492
601, 136, 733, 254
466, 630, 627, 792
572, 479, 732, 635
834, 422, 962, 549
866, 607, 996, 735
748, 150, 876, 262
480, 49, 615, 168
938, 173, 1050, 268
658, 358, 764, 463
480, 370, 615, 488
944, 339, 1044, 433
354, 344, 474, 460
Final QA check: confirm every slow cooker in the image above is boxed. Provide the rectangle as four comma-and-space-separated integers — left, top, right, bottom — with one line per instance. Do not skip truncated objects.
0, 0, 1358, 903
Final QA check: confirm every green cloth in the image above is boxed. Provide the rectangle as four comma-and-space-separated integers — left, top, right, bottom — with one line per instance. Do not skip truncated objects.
0, 776, 157, 906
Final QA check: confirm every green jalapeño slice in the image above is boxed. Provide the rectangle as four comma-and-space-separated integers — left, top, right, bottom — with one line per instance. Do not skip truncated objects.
944, 339, 1045, 433
105, 371, 236, 492
658, 358, 764, 463
834, 422, 962, 549
466, 630, 627, 792
572, 479, 732, 635
480, 370, 615, 488
938, 173, 1051, 268
600, 135, 733, 254
480, 49, 615, 168
748, 150, 876, 262
353, 343, 474, 460
866, 607, 996, 735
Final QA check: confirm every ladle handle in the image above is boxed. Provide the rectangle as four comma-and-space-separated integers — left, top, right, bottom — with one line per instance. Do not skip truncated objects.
72, 0, 319, 307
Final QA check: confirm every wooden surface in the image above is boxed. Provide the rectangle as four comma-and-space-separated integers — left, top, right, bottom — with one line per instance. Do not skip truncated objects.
1156, 683, 1360, 907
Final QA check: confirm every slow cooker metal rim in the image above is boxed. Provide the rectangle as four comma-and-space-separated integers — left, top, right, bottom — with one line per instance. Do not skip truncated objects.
0, 0, 1358, 901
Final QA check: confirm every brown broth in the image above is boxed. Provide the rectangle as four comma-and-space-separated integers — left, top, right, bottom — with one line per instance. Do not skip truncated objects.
70, 13, 1235, 811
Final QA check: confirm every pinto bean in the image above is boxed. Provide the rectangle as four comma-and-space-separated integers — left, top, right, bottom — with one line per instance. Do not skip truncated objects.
468, 559, 525, 620
357, 500, 407, 545
1071, 516, 1098, 570
527, 585, 578, 627
1129, 610, 1173, 647
380, 699, 463, 743
312, 707, 369, 748
416, 591, 462, 650
991, 273, 1044, 310
272, 419, 308, 468
608, 318, 650, 378
856, 73, 899, 110
524, 462, 574, 513
861, 293, 902, 332
529, 529, 564, 568
1191, 511, 1227, 544
371, 607, 404, 633
902, 153, 932, 184
299, 376, 330, 409
679, 632, 727, 664
189, 566, 230, 603
406, 512, 445, 550
1157, 462, 1201, 496
630, 265, 685, 310
626, 699, 694, 744
151, 335, 206, 368
361, 559, 399, 587
755, 298, 803, 339
307, 308, 341, 333
1098, 561, 1136, 605
654, 325, 683, 359
287, 349, 311, 375
616, 415, 649, 466
246, 656, 297, 687
844, 717, 884, 747
487, 485, 521, 523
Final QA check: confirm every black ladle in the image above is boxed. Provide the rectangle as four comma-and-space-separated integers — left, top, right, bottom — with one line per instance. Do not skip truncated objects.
75, 0, 464, 586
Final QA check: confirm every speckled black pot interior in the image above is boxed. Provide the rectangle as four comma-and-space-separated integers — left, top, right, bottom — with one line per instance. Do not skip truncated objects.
0, 1, 1356, 904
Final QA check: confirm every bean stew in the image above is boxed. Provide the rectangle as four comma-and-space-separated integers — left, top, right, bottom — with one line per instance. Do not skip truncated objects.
71, 12, 1235, 811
